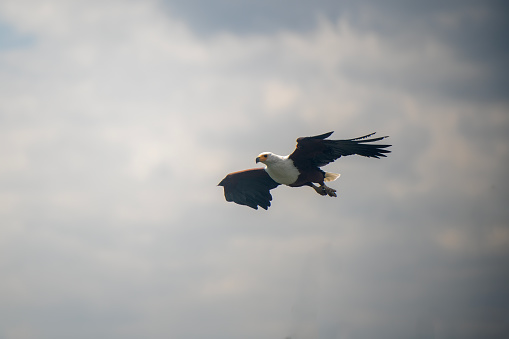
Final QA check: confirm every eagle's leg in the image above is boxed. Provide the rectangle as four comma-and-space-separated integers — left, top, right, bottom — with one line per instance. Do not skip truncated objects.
307, 183, 337, 197
309, 183, 327, 196
322, 184, 337, 197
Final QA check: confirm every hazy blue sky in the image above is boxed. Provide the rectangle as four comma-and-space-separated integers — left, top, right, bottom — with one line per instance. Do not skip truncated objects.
1, 1, 508, 338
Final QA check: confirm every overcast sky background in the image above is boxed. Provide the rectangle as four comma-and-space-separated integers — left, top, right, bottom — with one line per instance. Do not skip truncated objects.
1, 1, 508, 338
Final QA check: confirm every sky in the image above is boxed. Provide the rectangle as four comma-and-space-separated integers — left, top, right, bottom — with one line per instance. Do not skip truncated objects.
0, 0, 508, 338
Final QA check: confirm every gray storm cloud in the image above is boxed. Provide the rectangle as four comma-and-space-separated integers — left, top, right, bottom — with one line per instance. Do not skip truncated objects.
0, 1, 508, 338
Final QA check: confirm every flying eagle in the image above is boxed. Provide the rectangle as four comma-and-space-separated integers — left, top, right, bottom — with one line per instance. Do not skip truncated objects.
218, 131, 391, 210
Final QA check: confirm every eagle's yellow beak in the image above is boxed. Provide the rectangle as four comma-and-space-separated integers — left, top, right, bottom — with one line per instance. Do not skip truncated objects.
256, 154, 268, 163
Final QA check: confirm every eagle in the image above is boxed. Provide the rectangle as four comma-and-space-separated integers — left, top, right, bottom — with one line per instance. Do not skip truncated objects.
218, 131, 391, 210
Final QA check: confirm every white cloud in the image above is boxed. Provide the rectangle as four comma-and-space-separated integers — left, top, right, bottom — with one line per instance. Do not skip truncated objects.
0, 1, 508, 338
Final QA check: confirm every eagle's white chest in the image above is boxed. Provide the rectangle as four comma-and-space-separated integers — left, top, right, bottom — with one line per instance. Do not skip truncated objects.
265, 156, 300, 185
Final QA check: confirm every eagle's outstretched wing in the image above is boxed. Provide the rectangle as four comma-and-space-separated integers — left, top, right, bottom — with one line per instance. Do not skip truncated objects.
218, 168, 280, 210
289, 131, 391, 168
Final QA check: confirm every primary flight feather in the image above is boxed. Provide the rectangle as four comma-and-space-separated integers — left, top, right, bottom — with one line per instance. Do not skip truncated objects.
218, 131, 391, 210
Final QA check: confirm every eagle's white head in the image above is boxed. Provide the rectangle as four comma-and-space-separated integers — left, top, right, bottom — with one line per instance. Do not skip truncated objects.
255, 152, 299, 185
255, 152, 280, 165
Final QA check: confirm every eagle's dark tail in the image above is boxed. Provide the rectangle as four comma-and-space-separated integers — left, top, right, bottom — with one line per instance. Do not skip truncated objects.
326, 132, 392, 159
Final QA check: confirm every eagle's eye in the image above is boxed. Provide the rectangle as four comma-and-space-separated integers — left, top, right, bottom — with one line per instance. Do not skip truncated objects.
263, 154, 268, 158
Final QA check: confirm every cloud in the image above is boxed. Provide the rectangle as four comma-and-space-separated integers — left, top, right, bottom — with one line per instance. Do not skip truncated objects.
0, 1, 508, 339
